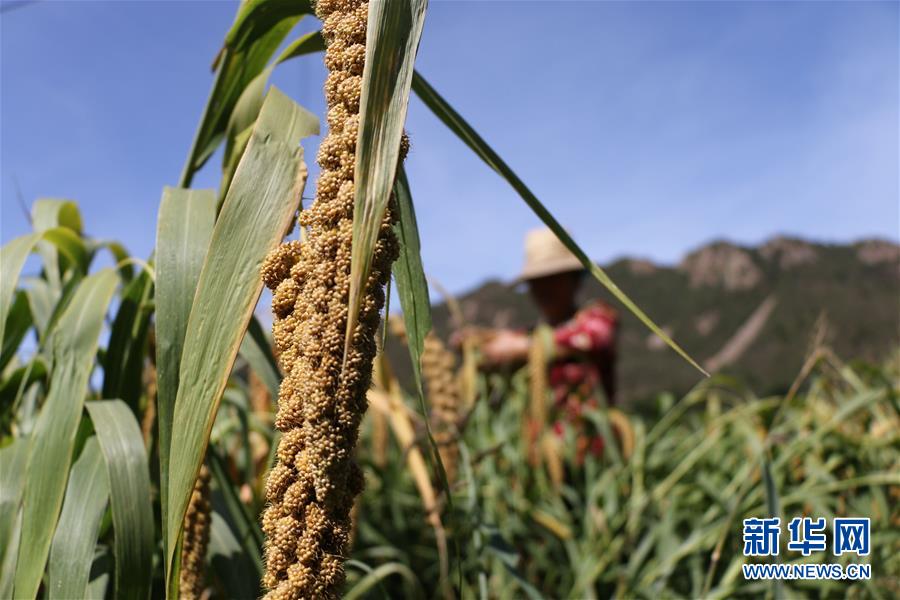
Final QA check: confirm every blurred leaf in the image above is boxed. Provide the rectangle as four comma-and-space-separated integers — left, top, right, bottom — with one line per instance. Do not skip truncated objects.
0, 437, 29, 596
14, 269, 118, 600
155, 187, 217, 557
221, 30, 322, 197
208, 447, 264, 577
48, 438, 109, 600
1, 226, 89, 350
102, 270, 154, 414
345, 0, 428, 368
179, 0, 311, 186
0, 233, 40, 343
1, 291, 32, 372
31, 199, 83, 290
87, 400, 154, 600
88, 239, 133, 282
24, 277, 57, 341
344, 561, 424, 600
222, 0, 312, 51
761, 456, 785, 600
165, 87, 314, 588
390, 167, 451, 504
42, 227, 89, 273
85, 553, 112, 600
391, 166, 431, 391
239, 316, 281, 400
0, 358, 48, 415
208, 510, 259, 599
410, 71, 707, 377
0, 513, 21, 600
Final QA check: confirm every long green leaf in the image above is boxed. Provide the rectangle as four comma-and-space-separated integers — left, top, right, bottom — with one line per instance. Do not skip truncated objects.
179, 1, 311, 186
390, 166, 452, 504
86, 400, 154, 600
102, 269, 154, 413
165, 87, 314, 591
410, 71, 708, 376
238, 316, 281, 401
345, 0, 428, 368
761, 455, 785, 600
13, 269, 118, 600
391, 166, 432, 392
208, 510, 260, 599
208, 447, 264, 577
48, 438, 109, 600
0, 233, 40, 343
155, 187, 216, 558
31, 199, 83, 290
1, 291, 33, 372
0, 437, 29, 597
1, 228, 88, 346
221, 30, 323, 197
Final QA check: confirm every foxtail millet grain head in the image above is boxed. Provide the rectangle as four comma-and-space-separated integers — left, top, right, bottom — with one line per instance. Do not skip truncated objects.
422, 332, 462, 485
259, 0, 407, 597
179, 464, 211, 600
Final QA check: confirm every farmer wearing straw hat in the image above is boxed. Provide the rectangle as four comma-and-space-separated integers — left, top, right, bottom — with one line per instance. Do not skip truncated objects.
465, 227, 619, 459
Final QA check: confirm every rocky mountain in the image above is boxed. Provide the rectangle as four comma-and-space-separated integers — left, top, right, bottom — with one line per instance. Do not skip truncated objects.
389, 237, 899, 407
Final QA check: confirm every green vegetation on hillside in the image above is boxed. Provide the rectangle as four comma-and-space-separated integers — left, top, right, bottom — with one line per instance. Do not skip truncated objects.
415, 238, 900, 406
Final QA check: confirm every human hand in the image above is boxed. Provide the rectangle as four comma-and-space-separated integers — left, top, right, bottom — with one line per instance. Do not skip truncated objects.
481, 329, 530, 366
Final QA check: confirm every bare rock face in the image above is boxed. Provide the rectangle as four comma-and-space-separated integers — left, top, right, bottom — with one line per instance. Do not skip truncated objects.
625, 258, 657, 276
760, 236, 818, 269
679, 242, 762, 291
855, 239, 900, 266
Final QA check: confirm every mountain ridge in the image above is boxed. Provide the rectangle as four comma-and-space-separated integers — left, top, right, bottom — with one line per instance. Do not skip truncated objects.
390, 236, 899, 406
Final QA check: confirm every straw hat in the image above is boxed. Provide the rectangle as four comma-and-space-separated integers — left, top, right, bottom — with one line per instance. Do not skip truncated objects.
518, 227, 584, 281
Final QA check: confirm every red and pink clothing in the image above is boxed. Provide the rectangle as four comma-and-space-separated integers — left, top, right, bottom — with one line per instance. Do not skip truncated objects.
547, 301, 618, 459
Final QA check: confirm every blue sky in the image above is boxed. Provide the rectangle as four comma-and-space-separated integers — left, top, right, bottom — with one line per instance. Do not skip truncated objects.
2, 0, 898, 294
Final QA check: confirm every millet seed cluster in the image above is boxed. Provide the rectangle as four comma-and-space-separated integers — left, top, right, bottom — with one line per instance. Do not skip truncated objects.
259, 0, 406, 597
179, 464, 211, 600
422, 333, 462, 484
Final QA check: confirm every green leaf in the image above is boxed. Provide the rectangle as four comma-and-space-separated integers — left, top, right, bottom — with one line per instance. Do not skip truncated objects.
761, 456, 785, 600
208, 447, 264, 578
344, 562, 424, 600
14, 269, 118, 600
221, 30, 323, 197
208, 510, 260, 599
345, 0, 428, 368
222, 0, 312, 52
165, 87, 314, 590
179, 1, 312, 186
390, 166, 452, 504
410, 71, 708, 377
0, 513, 21, 600
1, 291, 32, 372
88, 239, 133, 282
0, 233, 40, 343
42, 226, 89, 273
1, 227, 89, 349
238, 316, 281, 401
0, 358, 48, 416
155, 187, 217, 557
102, 270, 154, 413
86, 400, 154, 600
24, 277, 57, 341
48, 438, 110, 600
391, 166, 432, 392
31, 199, 84, 290
0, 437, 29, 597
